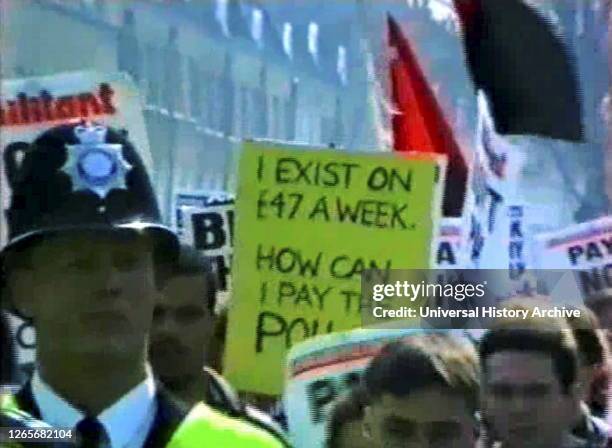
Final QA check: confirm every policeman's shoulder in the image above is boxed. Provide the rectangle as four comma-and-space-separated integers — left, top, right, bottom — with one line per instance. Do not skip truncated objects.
1, 397, 51, 429
202, 367, 289, 445
1, 405, 55, 448
242, 404, 289, 445
169, 402, 287, 448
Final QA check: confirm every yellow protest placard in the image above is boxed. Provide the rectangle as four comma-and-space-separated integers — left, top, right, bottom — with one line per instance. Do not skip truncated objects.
224, 141, 445, 395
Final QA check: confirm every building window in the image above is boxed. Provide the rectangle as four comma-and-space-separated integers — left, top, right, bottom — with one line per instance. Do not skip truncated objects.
271, 96, 280, 138
240, 86, 250, 137
251, 8, 264, 48
285, 78, 298, 141
308, 22, 319, 65
321, 116, 333, 145
310, 111, 318, 143
145, 44, 161, 106
254, 66, 269, 138
162, 27, 184, 114
215, 0, 230, 37
283, 23, 293, 59
204, 74, 216, 129
189, 58, 203, 119
220, 54, 235, 136
337, 46, 348, 85
272, 95, 286, 139
333, 96, 345, 146
118, 9, 141, 84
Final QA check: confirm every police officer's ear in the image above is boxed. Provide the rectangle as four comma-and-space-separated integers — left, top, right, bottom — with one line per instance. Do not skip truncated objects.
2, 252, 36, 320
6, 272, 36, 321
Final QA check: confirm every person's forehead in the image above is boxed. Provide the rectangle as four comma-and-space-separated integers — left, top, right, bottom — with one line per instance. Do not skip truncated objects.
158, 274, 208, 305
36, 231, 150, 253
485, 350, 557, 383
163, 274, 208, 294
375, 389, 472, 423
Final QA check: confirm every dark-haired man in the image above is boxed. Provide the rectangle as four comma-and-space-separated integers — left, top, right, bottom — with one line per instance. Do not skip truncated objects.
149, 244, 217, 404
565, 307, 610, 446
150, 243, 289, 446
362, 332, 479, 448
479, 300, 582, 448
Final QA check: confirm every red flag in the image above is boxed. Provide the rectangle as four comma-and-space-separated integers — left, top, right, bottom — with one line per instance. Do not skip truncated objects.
387, 14, 467, 217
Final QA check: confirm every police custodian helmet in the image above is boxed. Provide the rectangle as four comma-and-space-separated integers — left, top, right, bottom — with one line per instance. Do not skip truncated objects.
1, 121, 178, 260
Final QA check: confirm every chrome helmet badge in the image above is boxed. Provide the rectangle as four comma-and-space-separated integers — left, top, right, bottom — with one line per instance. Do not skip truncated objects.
62, 123, 133, 199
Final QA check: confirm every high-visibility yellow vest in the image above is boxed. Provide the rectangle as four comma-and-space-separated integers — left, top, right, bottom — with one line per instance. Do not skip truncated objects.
1, 394, 285, 448
167, 403, 285, 447
1, 394, 50, 448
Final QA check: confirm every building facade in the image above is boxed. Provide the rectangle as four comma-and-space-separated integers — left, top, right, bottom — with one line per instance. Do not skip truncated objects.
1, 0, 471, 222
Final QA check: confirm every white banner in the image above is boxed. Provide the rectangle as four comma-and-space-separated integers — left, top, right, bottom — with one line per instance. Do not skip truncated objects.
433, 217, 463, 269
464, 92, 572, 275
174, 191, 235, 236
464, 92, 525, 270
532, 216, 612, 302
175, 191, 235, 294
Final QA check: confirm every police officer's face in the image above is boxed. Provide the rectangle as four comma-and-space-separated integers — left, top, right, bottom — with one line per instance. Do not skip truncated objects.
363, 388, 476, 448
18, 232, 157, 358
149, 274, 214, 381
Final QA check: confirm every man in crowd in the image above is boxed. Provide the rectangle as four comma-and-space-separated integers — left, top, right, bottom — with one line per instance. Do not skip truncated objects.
149, 244, 217, 405
325, 385, 369, 448
587, 292, 612, 351
362, 332, 479, 448
0, 122, 283, 447
566, 307, 610, 426
149, 243, 289, 446
479, 300, 582, 448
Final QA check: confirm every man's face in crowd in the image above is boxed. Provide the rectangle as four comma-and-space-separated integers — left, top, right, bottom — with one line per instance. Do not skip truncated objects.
363, 388, 476, 448
336, 418, 370, 448
149, 273, 214, 383
12, 232, 157, 359
481, 351, 578, 448
587, 300, 612, 348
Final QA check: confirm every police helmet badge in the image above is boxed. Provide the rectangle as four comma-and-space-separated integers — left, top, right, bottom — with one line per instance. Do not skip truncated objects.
61, 123, 133, 199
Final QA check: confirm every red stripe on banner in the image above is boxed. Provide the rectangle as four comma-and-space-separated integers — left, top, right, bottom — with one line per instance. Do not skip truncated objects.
293, 357, 372, 381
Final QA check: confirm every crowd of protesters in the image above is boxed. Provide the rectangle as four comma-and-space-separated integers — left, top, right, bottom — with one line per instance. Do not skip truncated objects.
323, 299, 612, 448
0, 126, 611, 447
0, 0, 610, 440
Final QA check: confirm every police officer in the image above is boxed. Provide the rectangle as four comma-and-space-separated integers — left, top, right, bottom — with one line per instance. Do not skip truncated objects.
0, 122, 283, 447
